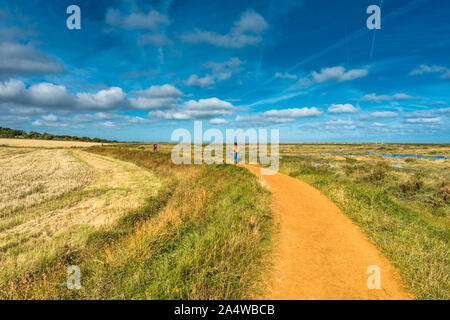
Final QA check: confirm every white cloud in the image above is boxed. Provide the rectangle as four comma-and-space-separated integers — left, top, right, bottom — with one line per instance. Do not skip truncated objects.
32, 119, 69, 128
149, 97, 234, 120
298, 66, 368, 87
128, 97, 178, 110
263, 107, 323, 118
410, 65, 450, 79
129, 85, 181, 110
422, 101, 448, 105
76, 87, 126, 110
209, 118, 228, 125
405, 117, 441, 123
311, 66, 368, 83
105, 9, 171, 47
0, 79, 185, 112
132, 84, 182, 98
181, 9, 268, 48
28, 82, 74, 107
97, 121, 117, 128
325, 119, 354, 125
0, 78, 25, 98
404, 107, 450, 118
235, 107, 323, 125
149, 110, 191, 120
275, 72, 297, 79
359, 93, 417, 102
360, 111, 398, 120
185, 74, 215, 87
42, 114, 58, 122
327, 103, 358, 114
106, 9, 169, 31
0, 42, 64, 76
186, 58, 245, 87
31, 112, 154, 129
204, 57, 244, 81
235, 114, 295, 124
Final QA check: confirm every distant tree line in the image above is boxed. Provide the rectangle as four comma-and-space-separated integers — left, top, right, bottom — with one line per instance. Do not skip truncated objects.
0, 126, 118, 143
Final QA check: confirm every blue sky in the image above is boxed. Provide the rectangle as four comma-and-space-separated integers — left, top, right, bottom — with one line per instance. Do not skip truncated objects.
0, 0, 449, 142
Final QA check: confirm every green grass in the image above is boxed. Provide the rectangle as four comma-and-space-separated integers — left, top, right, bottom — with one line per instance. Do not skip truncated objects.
1, 147, 273, 299
279, 155, 449, 300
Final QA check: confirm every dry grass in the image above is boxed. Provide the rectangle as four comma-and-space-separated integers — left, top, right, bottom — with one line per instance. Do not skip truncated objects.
0, 148, 161, 285
0, 138, 108, 148
0, 147, 94, 216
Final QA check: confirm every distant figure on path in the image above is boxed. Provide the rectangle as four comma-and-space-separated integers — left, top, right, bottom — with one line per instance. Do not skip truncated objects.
153, 143, 158, 152
233, 142, 239, 164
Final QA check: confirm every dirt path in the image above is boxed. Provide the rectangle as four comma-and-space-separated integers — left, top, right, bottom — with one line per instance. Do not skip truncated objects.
242, 165, 412, 300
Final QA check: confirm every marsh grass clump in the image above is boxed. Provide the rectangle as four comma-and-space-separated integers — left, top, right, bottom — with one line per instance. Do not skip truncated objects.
429, 186, 450, 215
366, 162, 389, 183
398, 173, 425, 197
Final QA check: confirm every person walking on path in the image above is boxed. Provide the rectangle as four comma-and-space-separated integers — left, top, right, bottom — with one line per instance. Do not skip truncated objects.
233, 142, 239, 164
153, 143, 158, 152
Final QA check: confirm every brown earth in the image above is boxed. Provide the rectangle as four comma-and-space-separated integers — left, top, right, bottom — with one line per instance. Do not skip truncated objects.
241, 164, 412, 300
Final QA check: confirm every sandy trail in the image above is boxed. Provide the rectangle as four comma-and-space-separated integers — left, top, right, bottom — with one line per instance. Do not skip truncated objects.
242, 164, 411, 300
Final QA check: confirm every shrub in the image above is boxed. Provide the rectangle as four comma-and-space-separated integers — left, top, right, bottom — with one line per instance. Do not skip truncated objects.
367, 163, 389, 183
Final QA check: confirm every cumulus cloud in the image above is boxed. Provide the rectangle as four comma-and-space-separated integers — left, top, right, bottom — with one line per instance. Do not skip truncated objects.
185, 57, 245, 87
0, 79, 186, 113
122, 84, 183, 110
298, 66, 368, 87
327, 104, 358, 114
204, 57, 244, 81
312, 66, 368, 83
359, 93, 417, 102
106, 9, 170, 30
181, 9, 268, 48
128, 97, 178, 110
184, 74, 215, 87
105, 9, 172, 47
410, 65, 450, 79
360, 111, 398, 120
132, 84, 182, 98
0, 78, 25, 98
0, 42, 64, 76
76, 87, 126, 110
149, 97, 234, 120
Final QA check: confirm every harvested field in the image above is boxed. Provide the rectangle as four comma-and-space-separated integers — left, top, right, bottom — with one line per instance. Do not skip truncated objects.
0, 138, 108, 148
0, 148, 161, 284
